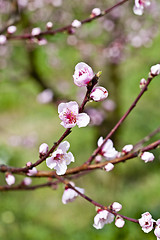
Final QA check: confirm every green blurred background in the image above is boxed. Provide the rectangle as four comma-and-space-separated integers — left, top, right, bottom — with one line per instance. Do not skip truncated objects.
0, 0, 160, 239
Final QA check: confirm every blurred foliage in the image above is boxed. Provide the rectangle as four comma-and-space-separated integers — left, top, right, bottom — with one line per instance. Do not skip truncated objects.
0, 0, 160, 240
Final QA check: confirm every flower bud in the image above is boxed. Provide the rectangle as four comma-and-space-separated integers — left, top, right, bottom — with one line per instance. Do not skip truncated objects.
27, 167, 38, 176
140, 151, 154, 163
7, 25, 17, 34
150, 64, 160, 76
5, 173, 15, 186
46, 21, 53, 30
71, 20, 81, 28
39, 143, 49, 156
23, 177, 32, 186
31, 27, 41, 36
104, 163, 114, 172
115, 216, 125, 228
0, 35, 7, 45
91, 8, 101, 17
90, 86, 108, 102
111, 202, 122, 212
139, 78, 147, 89
122, 144, 133, 154
73, 62, 94, 87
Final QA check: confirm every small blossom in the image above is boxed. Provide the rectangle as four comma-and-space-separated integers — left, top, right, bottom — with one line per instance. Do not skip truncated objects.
139, 212, 154, 233
5, 173, 15, 186
150, 64, 160, 76
0, 35, 7, 45
154, 219, 160, 240
31, 27, 41, 36
93, 209, 114, 229
122, 144, 133, 154
115, 216, 125, 228
27, 167, 38, 176
73, 62, 94, 87
140, 78, 147, 89
71, 19, 82, 28
62, 182, 84, 204
58, 101, 90, 128
39, 143, 49, 156
90, 86, 108, 102
133, 0, 151, 16
7, 25, 17, 34
23, 177, 32, 186
98, 137, 118, 160
91, 8, 101, 17
104, 163, 114, 172
140, 152, 154, 163
46, 21, 53, 29
95, 155, 102, 163
38, 38, 47, 46
111, 202, 122, 212
46, 141, 74, 175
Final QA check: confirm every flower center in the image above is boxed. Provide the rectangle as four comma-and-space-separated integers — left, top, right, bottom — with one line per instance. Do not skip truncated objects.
54, 153, 64, 161
64, 109, 77, 124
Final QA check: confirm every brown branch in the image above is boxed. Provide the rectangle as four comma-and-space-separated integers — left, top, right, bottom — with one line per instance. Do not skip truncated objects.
6, 0, 130, 41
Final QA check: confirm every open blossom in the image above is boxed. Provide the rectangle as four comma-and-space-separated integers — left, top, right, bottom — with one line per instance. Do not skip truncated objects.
58, 101, 90, 128
115, 216, 125, 228
140, 151, 154, 163
73, 62, 94, 87
139, 212, 154, 233
104, 163, 114, 172
154, 219, 160, 240
90, 86, 108, 102
62, 182, 84, 204
133, 0, 151, 15
46, 141, 74, 175
98, 137, 118, 160
150, 64, 160, 76
93, 209, 114, 229
5, 173, 15, 186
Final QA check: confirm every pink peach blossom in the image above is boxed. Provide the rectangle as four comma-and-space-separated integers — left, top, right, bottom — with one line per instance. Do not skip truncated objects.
90, 86, 108, 102
73, 62, 94, 87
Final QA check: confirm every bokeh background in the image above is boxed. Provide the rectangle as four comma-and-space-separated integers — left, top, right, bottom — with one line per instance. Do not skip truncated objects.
0, 0, 160, 239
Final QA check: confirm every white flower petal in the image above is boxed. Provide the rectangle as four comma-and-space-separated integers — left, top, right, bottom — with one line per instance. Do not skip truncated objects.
58, 141, 70, 152
46, 157, 57, 169
76, 113, 90, 127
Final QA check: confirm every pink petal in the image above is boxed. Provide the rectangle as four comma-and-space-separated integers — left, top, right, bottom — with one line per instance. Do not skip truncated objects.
76, 113, 90, 127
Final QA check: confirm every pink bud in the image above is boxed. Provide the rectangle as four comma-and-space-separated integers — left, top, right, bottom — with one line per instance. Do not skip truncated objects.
140, 152, 154, 163
90, 86, 108, 102
71, 20, 82, 28
91, 8, 101, 17
39, 143, 49, 156
122, 144, 133, 154
27, 167, 37, 176
38, 38, 47, 45
150, 64, 160, 76
111, 202, 122, 212
140, 78, 147, 89
104, 163, 114, 172
26, 161, 32, 167
115, 216, 125, 228
0, 35, 7, 45
7, 25, 17, 34
46, 21, 53, 30
31, 27, 41, 36
5, 173, 15, 186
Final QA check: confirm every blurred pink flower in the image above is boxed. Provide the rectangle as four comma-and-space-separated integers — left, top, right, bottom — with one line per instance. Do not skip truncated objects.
39, 143, 49, 156
73, 62, 94, 87
58, 101, 90, 128
46, 141, 74, 175
150, 64, 160, 76
104, 163, 114, 172
5, 173, 15, 186
122, 144, 133, 154
115, 216, 125, 228
71, 19, 81, 28
111, 202, 122, 212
